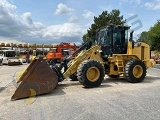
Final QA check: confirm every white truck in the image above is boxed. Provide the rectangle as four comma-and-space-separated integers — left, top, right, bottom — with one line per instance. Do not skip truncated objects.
0, 50, 22, 65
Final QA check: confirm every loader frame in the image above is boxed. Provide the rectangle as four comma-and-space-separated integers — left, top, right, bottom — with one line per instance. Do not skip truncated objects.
11, 25, 156, 100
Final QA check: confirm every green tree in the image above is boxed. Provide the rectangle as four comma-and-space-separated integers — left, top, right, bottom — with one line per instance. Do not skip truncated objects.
148, 20, 160, 51
138, 31, 149, 44
83, 9, 125, 41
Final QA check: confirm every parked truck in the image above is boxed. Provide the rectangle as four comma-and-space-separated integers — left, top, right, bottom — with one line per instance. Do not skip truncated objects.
0, 50, 22, 65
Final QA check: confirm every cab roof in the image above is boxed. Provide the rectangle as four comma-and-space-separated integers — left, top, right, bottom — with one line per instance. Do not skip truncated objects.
97, 24, 131, 32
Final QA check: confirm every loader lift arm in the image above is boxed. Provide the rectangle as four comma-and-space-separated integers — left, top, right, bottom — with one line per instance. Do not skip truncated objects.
51, 39, 96, 82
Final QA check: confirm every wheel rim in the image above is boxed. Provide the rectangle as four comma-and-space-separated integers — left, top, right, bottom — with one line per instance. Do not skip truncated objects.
133, 65, 143, 78
86, 67, 100, 82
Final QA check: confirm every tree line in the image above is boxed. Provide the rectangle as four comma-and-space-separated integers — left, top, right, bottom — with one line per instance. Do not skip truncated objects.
138, 20, 160, 51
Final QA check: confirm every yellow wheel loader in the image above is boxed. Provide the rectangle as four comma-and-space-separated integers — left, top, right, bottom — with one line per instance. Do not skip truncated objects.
11, 25, 156, 100
30, 49, 46, 62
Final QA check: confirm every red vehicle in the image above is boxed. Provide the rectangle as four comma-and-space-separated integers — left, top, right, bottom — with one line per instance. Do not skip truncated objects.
46, 42, 77, 62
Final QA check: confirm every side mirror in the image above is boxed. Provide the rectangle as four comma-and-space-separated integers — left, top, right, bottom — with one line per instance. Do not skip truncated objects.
129, 30, 134, 41
129, 30, 134, 49
132, 41, 134, 49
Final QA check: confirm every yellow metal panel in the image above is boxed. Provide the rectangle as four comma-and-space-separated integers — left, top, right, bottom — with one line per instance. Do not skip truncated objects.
30, 44, 36, 48
51, 44, 58, 48
108, 63, 118, 75
127, 41, 133, 54
18, 44, 23, 47
1, 43, 5, 47
44, 44, 50, 48
5, 43, 10, 47
13, 44, 17, 47
24, 44, 28, 47
63, 45, 103, 78
36, 44, 42, 48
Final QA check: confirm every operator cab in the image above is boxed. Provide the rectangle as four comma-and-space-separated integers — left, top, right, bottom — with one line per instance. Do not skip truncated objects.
96, 25, 130, 60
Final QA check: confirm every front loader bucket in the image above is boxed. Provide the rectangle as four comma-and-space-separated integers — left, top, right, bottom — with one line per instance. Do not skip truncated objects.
11, 57, 58, 100
17, 58, 37, 83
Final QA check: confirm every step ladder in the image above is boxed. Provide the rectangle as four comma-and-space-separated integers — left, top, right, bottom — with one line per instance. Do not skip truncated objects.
116, 55, 125, 78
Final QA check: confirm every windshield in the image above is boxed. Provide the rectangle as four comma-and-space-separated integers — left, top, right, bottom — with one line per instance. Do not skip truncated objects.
5, 51, 15, 57
113, 28, 128, 46
97, 28, 111, 45
125, 29, 128, 42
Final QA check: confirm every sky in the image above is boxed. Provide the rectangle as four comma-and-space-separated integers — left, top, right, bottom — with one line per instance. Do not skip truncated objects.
0, 0, 160, 44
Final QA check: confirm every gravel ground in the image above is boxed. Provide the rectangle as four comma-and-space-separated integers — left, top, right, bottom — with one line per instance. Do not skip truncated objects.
0, 64, 160, 120
153, 64, 160, 69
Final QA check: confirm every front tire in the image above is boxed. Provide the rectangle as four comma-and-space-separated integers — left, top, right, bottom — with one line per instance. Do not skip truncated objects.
125, 59, 146, 83
77, 60, 105, 88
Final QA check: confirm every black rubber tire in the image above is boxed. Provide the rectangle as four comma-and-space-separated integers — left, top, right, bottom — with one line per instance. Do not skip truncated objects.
77, 59, 105, 88
125, 59, 146, 83
108, 75, 119, 78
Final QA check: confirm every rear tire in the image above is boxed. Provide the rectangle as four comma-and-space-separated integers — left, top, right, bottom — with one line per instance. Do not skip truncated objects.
125, 59, 146, 83
77, 59, 105, 88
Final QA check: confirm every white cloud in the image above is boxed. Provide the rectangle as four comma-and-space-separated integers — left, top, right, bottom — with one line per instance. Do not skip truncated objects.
100, 5, 113, 12
82, 10, 95, 19
55, 3, 74, 15
43, 23, 83, 39
145, 3, 154, 8
145, 0, 160, 10
119, 0, 141, 5
0, 0, 84, 44
22, 12, 33, 25
69, 16, 79, 23
0, 37, 25, 44
0, 0, 16, 12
